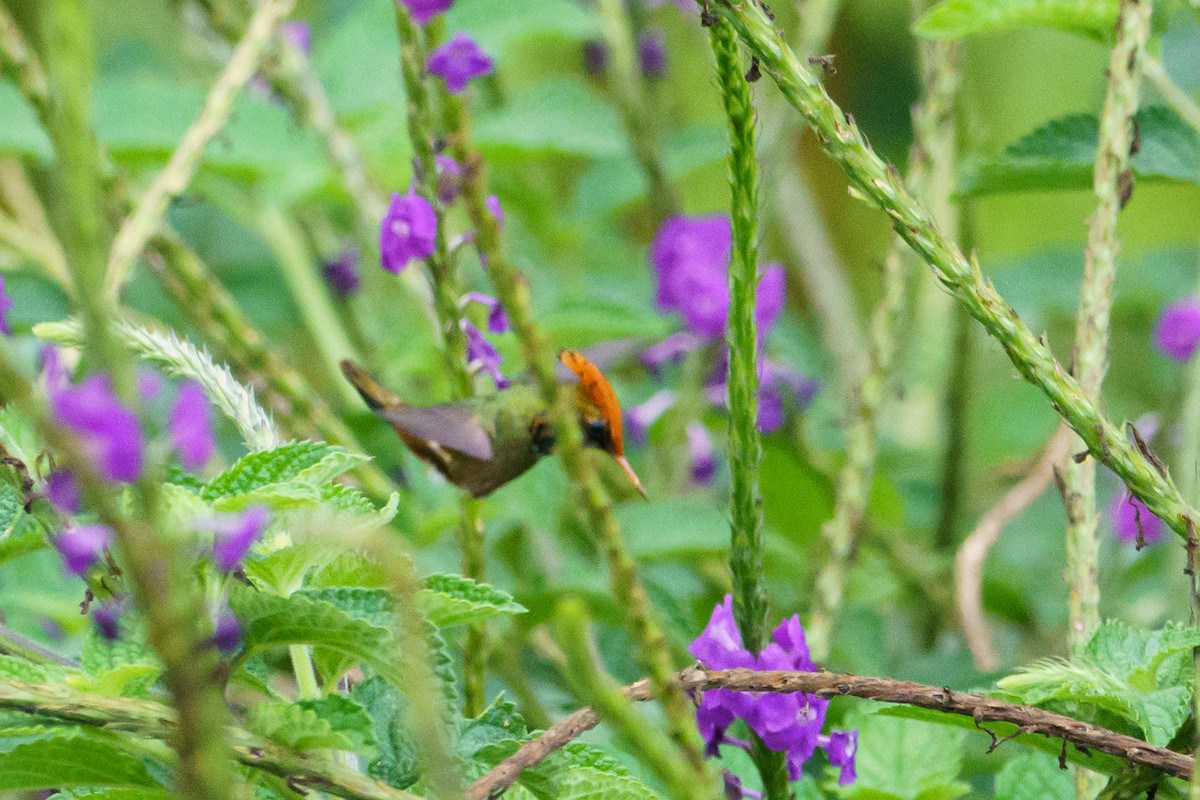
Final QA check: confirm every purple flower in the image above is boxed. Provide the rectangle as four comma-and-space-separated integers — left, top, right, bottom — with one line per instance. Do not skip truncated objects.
170, 380, 216, 472
1110, 491, 1164, 547
1155, 298, 1200, 362
54, 524, 113, 577
650, 216, 787, 341
639, 331, 704, 376
427, 32, 494, 94
280, 20, 311, 53
50, 374, 144, 483
721, 771, 761, 800
213, 605, 242, 652
821, 730, 858, 786
687, 421, 716, 484
46, 471, 81, 514
583, 40, 609, 74
463, 292, 510, 334
435, 155, 463, 205
689, 595, 856, 783
324, 247, 361, 297
211, 507, 270, 571
627, 390, 676, 445
0, 276, 12, 336
41, 346, 68, 394
400, 0, 454, 25
92, 601, 122, 641
486, 194, 504, 229
638, 29, 667, 77
462, 320, 509, 389
380, 188, 437, 274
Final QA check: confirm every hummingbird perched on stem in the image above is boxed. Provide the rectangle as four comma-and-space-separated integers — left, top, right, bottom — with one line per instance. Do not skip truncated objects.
340, 351, 646, 498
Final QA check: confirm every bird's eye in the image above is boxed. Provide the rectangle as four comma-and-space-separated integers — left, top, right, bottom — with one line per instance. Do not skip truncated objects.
585, 418, 611, 449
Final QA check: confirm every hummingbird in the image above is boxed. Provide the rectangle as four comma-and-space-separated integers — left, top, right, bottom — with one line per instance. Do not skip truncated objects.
340, 350, 646, 498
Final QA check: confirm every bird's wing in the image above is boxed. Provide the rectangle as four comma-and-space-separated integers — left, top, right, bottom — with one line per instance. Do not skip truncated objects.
379, 404, 494, 461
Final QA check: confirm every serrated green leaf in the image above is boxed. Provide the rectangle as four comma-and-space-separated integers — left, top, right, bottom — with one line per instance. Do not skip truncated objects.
248, 695, 377, 757
0, 654, 78, 684
417, 574, 527, 628
457, 695, 529, 762
474, 81, 625, 157
1131, 686, 1192, 747
994, 751, 1073, 800
839, 712, 967, 800
67, 665, 162, 699
202, 442, 358, 502
1085, 619, 1154, 681
81, 628, 157, 676
0, 735, 160, 791
914, 0, 1117, 40
959, 107, 1200, 195
48, 789, 177, 800
352, 675, 420, 791
232, 583, 393, 676
243, 541, 343, 595
0, 514, 46, 566
315, 483, 400, 529
308, 551, 389, 589
297, 587, 393, 628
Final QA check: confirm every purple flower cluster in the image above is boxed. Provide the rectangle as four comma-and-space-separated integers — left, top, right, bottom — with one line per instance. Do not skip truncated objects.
627, 216, 819, 480
170, 380, 216, 471
690, 596, 857, 785
380, 188, 438, 274
54, 523, 113, 577
50, 372, 145, 483
1155, 298, 1200, 362
428, 32, 494, 94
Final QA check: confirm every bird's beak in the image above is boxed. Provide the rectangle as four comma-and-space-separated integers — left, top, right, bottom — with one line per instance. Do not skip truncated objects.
614, 455, 648, 500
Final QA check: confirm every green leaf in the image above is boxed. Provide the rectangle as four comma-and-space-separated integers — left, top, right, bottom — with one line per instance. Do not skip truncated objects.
474, 80, 626, 157
242, 541, 343, 595
1130, 686, 1192, 747
994, 752, 1073, 800
308, 551, 389, 589
297, 587, 393, 628
248, 695, 377, 757
417, 574, 527, 628
445, 0, 601, 58
0, 735, 160, 791
202, 442, 366, 502
316, 483, 400, 529
0, 509, 45, 566
959, 107, 1200, 195
0, 655, 77, 684
80, 628, 158, 676
352, 675, 420, 791
914, 0, 1117, 41
48, 790, 177, 800
231, 583, 395, 683
839, 712, 968, 800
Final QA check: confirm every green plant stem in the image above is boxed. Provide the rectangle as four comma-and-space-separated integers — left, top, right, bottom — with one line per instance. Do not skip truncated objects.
553, 600, 710, 800
0, 678, 423, 800
808, 243, 908, 661
392, 4, 487, 718
0, 623, 76, 667
708, 20, 787, 796
442, 79, 713, 786
0, 351, 236, 800
103, 0, 295, 300
596, 0, 679, 221
1063, 0, 1151, 667
710, 0, 1200, 542
1143, 56, 1200, 135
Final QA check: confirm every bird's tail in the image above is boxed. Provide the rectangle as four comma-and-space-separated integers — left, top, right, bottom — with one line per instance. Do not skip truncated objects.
340, 359, 402, 411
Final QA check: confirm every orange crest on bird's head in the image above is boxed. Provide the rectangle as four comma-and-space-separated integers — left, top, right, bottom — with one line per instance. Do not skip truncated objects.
559, 349, 646, 498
